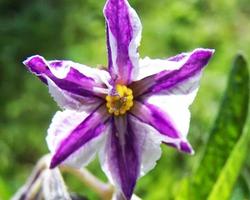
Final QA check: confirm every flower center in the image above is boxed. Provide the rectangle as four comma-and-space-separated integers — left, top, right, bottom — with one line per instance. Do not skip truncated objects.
106, 84, 134, 116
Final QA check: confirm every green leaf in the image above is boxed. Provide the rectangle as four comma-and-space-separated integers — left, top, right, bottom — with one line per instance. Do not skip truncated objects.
208, 124, 250, 200
0, 178, 11, 200
230, 174, 250, 200
176, 54, 249, 200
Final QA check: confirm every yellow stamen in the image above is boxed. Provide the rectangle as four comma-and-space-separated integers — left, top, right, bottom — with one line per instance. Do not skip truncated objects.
106, 84, 134, 116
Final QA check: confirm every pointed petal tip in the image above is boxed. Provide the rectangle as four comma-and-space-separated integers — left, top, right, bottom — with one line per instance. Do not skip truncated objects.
194, 48, 215, 53
164, 139, 195, 155
23, 55, 48, 75
180, 140, 195, 155
49, 160, 57, 169
114, 190, 133, 200
49, 155, 60, 169
23, 55, 43, 65
120, 188, 134, 200
186, 48, 215, 71
103, 0, 142, 84
194, 48, 215, 60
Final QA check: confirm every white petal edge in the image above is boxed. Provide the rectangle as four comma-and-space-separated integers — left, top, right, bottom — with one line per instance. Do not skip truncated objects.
46, 109, 106, 168
104, 0, 142, 81
129, 115, 164, 177
24, 55, 111, 84
127, 1, 142, 81
98, 123, 115, 185
99, 116, 164, 186
134, 55, 189, 81
134, 48, 213, 81
144, 75, 200, 139
46, 77, 101, 111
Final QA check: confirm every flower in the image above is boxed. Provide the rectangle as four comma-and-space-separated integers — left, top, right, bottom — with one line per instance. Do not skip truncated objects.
23, 0, 214, 199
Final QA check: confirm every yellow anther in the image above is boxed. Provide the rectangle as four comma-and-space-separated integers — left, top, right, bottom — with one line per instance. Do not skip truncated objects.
106, 85, 134, 116
127, 101, 133, 108
106, 96, 112, 102
113, 96, 120, 101
106, 102, 111, 108
126, 88, 133, 95
108, 108, 113, 114
114, 110, 120, 116
116, 84, 125, 97
120, 109, 126, 115
126, 96, 133, 101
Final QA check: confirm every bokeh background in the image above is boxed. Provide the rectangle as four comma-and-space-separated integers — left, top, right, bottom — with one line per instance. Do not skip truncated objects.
1, 0, 250, 199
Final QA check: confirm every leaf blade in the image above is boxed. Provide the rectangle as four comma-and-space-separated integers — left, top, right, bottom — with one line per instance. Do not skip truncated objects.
176, 54, 249, 200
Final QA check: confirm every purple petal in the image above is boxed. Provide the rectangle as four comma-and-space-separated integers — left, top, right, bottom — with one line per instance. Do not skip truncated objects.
50, 105, 109, 168
137, 86, 197, 154
23, 55, 109, 99
131, 99, 195, 154
180, 141, 194, 154
132, 48, 214, 97
128, 115, 163, 175
47, 78, 102, 111
131, 101, 180, 138
104, 0, 142, 84
167, 52, 187, 62
47, 109, 108, 168
101, 116, 140, 199
164, 141, 194, 154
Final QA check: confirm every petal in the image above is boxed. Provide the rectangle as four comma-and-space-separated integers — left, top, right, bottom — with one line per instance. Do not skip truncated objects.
129, 115, 163, 176
47, 78, 101, 111
23, 55, 110, 108
131, 101, 193, 154
130, 50, 214, 153
133, 56, 187, 81
164, 141, 193, 154
131, 48, 214, 97
47, 109, 107, 168
99, 116, 140, 200
104, 0, 142, 84
131, 101, 180, 138
130, 50, 212, 153
48, 105, 109, 168
99, 115, 163, 200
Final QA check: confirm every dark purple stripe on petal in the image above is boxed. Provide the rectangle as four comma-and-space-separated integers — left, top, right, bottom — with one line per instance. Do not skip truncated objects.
151, 49, 214, 92
131, 101, 180, 138
164, 141, 194, 154
48, 68, 97, 97
132, 49, 214, 97
24, 55, 103, 98
104, 0, 138, 84
180, 141, 194, 154
107, 116, 140, 199
167, 53, 187, 62
24, 55, 50, 83
50, 105, 109, 168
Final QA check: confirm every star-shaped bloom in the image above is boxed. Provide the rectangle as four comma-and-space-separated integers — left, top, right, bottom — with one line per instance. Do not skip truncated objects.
24, 0, 214, 199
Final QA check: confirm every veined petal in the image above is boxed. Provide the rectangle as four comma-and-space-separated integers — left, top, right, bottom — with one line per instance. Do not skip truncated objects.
104, 0, 142, 85
23, 55, 111, 103
131, 48, 214, 97
49, 105, 109, 168
133, 56, 186, 81
131, 101, 193, 154
99, 115, 163, 200
129, 115, 163, 176
99, 116, 140, 200
46, 78, 101, 111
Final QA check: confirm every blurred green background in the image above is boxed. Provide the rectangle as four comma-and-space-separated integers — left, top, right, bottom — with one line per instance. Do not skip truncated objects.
1, 0, 250, 199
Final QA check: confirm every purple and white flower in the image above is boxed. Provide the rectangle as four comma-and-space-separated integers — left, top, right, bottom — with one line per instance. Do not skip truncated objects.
23, 0, 214, 199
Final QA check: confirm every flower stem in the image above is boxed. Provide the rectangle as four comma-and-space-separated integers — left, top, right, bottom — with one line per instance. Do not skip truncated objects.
60, 166, 113, 200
